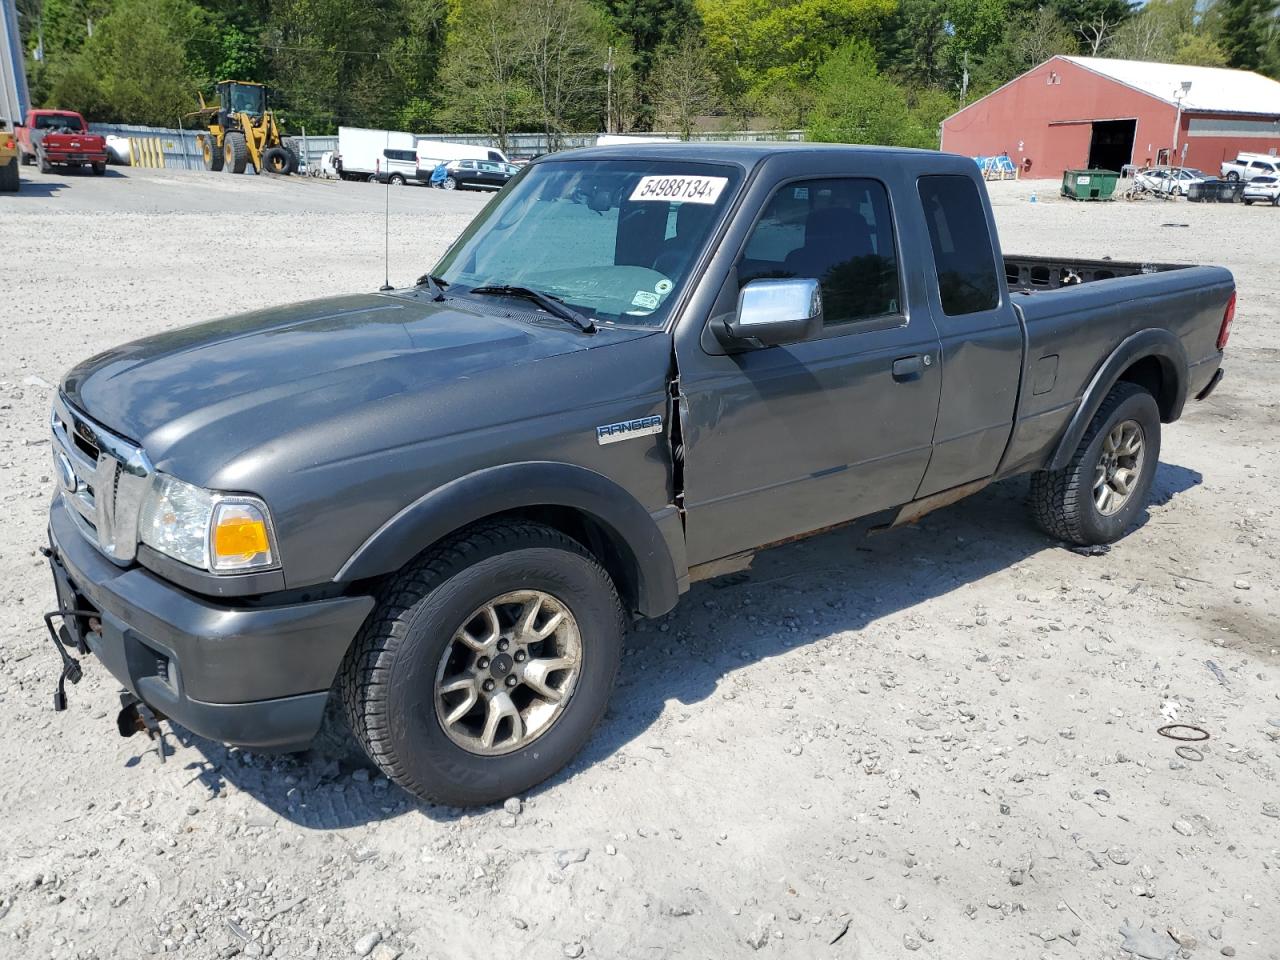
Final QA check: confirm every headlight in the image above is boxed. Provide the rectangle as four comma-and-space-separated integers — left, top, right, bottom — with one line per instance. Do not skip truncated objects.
139, 474, 278, 574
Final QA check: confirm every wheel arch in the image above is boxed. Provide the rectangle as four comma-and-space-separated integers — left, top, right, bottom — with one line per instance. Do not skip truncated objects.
1047, 329, 1186, 472
334, 462, 683, 618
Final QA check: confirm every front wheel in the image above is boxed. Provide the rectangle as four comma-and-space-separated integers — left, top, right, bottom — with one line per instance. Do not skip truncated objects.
441, 175, 457, 190
339, 521, 624, 806
1244, 198, 1254, 206
1029, 382, 1161, 545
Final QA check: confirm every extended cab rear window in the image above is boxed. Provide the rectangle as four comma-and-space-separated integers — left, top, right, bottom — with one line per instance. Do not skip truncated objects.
917, 175, 1001, 316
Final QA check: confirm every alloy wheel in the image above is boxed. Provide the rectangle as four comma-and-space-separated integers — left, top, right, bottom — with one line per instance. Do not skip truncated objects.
434, 590, 582, 755
1093, 419, 1145, 516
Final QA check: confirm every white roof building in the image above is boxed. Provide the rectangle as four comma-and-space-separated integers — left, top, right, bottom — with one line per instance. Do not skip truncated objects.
1062, 56, 1280, 116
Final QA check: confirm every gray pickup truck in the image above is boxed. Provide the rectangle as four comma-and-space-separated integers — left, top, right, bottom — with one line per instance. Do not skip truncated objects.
43, 144, 1235, 805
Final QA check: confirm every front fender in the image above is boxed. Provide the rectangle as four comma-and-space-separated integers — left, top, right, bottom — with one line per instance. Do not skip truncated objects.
334, 461, 684, 617
1047, 328, 1187, 472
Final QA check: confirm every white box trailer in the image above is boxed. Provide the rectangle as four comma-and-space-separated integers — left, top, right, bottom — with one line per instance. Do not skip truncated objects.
335, 126, 419, 182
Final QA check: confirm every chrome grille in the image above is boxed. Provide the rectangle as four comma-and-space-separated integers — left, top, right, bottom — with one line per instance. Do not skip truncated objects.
51, 395, 153, 564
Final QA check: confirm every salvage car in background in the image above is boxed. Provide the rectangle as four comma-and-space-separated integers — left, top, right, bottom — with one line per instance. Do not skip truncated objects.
1134, 166, 1208, 196
16, 109, 108, 175
430, 158, 517, 190
1242, 176, 1280, 206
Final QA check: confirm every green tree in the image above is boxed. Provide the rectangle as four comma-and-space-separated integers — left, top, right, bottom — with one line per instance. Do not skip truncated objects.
1214, 0, 1280, 74
1050, 0, 1137, 55
696, 0, 896, 120
650, 35, 719, 137
44, 0, 214, 125
521, 0, 614, 147
807, 41, 935, 148
969, 6, 1077, 95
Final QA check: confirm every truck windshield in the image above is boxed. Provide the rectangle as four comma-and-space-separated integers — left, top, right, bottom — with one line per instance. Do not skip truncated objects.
434, 159, 741, 328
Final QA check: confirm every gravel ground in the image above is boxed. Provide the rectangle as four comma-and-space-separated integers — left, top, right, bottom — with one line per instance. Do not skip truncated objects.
1, 166, 1277, 960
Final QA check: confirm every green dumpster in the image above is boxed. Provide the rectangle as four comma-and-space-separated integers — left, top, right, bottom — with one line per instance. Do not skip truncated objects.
1060, 169, 1120, 201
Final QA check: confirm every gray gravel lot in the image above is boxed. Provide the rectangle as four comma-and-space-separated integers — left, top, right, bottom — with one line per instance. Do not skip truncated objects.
1, 165, 1277, 960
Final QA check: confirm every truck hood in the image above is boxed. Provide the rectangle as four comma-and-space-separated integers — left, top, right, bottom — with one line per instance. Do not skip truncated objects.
63, 292, 654, 469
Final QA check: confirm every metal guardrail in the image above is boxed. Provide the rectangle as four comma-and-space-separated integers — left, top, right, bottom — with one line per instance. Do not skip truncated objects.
85, 123, 803, 170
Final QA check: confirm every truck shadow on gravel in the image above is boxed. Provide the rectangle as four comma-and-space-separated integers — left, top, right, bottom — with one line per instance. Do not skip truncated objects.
164, 461, 1201, 827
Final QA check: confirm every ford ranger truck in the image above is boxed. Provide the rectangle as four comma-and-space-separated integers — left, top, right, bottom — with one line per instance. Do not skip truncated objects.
18, 109, 108, 175
42, 144, 1235, 806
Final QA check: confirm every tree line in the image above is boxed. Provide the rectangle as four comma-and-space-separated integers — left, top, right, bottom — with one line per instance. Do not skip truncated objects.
15, 0, 1280, 150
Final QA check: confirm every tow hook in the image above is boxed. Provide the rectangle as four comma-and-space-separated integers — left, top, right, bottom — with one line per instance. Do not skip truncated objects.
42, 609, 96, 711
117, 692, 169, 763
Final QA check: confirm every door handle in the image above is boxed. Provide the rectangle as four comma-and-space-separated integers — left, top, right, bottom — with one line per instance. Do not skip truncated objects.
892, 355, 927, 382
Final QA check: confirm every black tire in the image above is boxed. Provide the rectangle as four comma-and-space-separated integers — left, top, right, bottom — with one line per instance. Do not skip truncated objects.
339, 520, 624, 806
1030, 381, 1161, 546
261, 146, 291, 175
202, 136, 224, 172
1244, 199, 1254, 206
21, 149, 33, 166
91, 162, 106, 176
387, 173, 406, 185
223, 131, 249, 174
1226, 171, 1239, 182
0, 158, 18, 192
442, 175, 458, 191
38, 147, 51, 174
283, 147, 299, 175
1273, 195, 1280, 207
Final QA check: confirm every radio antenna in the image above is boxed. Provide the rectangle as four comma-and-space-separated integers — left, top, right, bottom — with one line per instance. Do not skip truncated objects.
379, 152, 392, 292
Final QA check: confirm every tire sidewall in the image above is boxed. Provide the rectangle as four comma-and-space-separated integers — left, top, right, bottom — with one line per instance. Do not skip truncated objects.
1074, 389, 1161, 543
380, 545, 621, 804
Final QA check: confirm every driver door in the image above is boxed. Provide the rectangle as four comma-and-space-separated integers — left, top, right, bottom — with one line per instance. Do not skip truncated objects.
675, 174, 943, 565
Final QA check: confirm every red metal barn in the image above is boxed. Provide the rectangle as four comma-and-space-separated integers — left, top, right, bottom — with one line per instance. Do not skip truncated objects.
941, 56, 1280, 178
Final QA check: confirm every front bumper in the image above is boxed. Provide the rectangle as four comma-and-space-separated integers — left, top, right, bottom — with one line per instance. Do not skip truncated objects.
47, 493, 374, 750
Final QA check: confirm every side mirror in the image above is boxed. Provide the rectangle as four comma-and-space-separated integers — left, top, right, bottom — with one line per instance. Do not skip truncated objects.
724, 278, 823, 347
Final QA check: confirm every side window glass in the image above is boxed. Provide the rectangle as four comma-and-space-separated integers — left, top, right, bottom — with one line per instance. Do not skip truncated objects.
917, 175, 1000, 316
736, 177, 901, 326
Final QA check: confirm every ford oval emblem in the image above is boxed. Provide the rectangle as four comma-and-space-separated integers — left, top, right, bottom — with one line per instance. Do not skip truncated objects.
55, 451, 78, 493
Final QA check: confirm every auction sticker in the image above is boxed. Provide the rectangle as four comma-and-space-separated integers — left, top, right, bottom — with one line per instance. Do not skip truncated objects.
629, 175, 728, 204
631, 290, 661, 310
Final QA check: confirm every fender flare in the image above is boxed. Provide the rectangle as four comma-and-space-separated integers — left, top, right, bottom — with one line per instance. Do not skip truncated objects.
1047, 328, 1188, 472
334, 461, 682, 617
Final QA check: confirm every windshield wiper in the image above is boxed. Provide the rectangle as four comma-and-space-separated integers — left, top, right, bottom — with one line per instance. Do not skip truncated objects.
469, 285, 597, 333
413, 273, 448, 302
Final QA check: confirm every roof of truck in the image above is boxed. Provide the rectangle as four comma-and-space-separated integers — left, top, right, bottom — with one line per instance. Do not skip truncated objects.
551, 142, 942, 164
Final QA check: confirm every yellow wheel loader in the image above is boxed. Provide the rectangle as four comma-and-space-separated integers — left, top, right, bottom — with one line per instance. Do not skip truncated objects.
191, 81, 297, 175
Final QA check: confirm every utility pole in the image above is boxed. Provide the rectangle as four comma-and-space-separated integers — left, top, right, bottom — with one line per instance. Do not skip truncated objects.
960, 52, 970, 108
604, 46, 615, 135
1172, 80, 1191, 170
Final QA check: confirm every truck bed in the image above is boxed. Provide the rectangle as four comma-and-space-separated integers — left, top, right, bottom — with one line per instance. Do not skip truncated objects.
1005, 255, 1191, 292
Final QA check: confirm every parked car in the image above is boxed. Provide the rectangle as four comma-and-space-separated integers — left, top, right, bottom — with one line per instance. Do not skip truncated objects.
1242, 175, 1280, 206
1134, 166, 1208, 196
430, 158, 517, 190
0, 117, 19, 192
16, 109, 108, 175
1221, 152, 1280, 182
42, 144, 1234, 806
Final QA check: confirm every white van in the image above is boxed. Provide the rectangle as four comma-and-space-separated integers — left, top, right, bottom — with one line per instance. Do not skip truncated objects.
414, 139, 509, 174
335, 127, 419, 182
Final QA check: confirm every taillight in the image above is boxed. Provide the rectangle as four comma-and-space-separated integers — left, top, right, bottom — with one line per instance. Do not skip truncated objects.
1217, 291, 1236, 351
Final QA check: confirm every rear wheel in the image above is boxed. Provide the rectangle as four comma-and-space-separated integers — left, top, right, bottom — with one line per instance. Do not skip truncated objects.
38, 147, 51, 174
388, 173, 406, 186
284, 147, 299, 175
202, 136, 224, 172
1226, 171, 1239, 182
1244, 198, 1254, 206
91, 162, 106, 176
0, 158, 18, 192
339, 521, 624, 806
1029, 381, 1161, 546
223, 132, 249, 174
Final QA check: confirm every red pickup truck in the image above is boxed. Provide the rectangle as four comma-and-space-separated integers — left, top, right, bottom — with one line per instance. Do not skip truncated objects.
17, 109, 108, 175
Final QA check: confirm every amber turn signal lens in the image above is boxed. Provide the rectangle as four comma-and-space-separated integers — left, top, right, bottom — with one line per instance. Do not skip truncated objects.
214, 518, 269, 560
